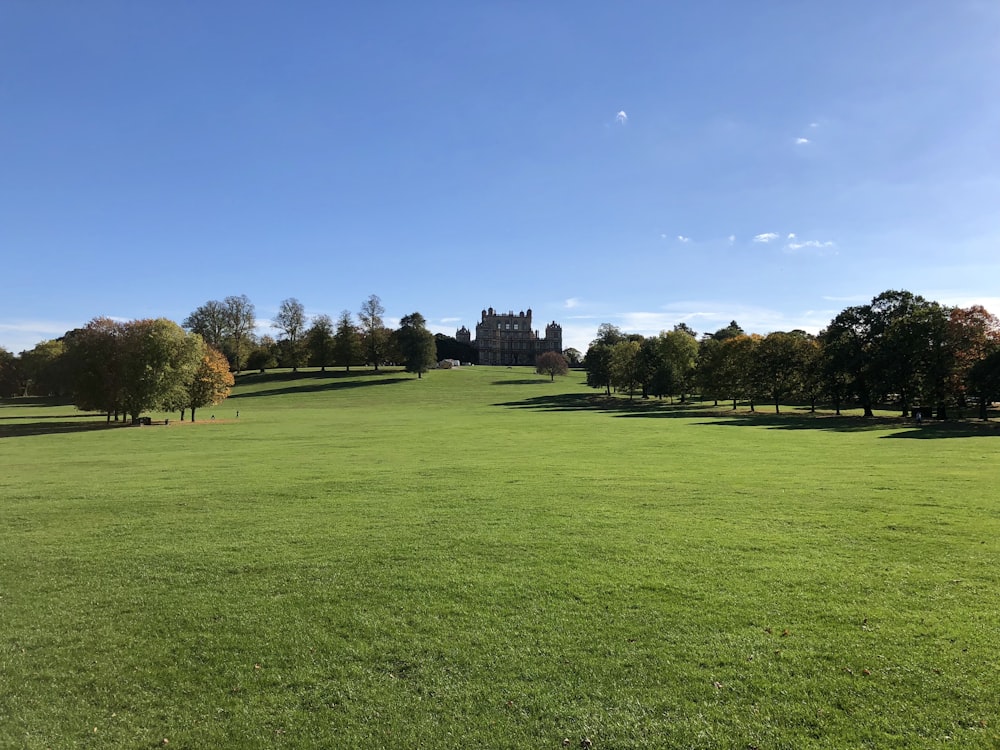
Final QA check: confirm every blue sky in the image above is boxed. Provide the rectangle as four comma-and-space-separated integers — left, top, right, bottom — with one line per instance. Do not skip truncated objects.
3, 1, 999, 354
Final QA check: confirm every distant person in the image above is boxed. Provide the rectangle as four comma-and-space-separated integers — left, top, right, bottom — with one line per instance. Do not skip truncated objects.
915, 410, 922, 425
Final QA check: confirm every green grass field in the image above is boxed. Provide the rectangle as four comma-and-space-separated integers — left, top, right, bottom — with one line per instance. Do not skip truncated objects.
2, 367, 998, 749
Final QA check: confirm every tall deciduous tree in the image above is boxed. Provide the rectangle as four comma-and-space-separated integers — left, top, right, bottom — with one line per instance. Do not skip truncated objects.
186, 344, 235, 421
223, 294, 256, 374
0, 347, 21, 398
274, 297, 308, 371
584, 342, 614, 395
306, 314, 335, 371
334, 311, 362, 371
536, 351, 569, 381
358, 295, 388, 370
395, 312, 437, 378
610, 339, 642, 399
64, 317, 125, 421
182, 300, 228, 350
119, 319, 201, 422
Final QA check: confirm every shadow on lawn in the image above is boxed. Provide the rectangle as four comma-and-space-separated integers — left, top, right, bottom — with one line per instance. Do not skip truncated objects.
0, 420, 125, 439
491, 378, 552, 386
495, 392, 1000, 438
231, 370, 411, 399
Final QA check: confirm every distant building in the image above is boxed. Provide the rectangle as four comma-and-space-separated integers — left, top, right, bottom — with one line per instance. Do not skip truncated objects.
457, 307, 562, 366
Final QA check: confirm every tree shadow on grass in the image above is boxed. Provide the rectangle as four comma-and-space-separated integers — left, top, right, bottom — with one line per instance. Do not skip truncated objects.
0, 412, 103, 421
0, 420, 126, 439
495, 392, 1000, 438
231, 371, 412, 399
491, 379, 552, 385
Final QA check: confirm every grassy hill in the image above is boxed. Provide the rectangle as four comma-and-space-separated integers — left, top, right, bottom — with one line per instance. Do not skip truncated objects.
2, 367, 998, 748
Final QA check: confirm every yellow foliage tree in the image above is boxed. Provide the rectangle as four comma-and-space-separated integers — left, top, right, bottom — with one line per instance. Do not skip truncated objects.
187, 346, 235, 421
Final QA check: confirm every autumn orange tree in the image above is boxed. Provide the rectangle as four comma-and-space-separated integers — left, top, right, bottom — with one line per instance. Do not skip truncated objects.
186, 345, 235, 421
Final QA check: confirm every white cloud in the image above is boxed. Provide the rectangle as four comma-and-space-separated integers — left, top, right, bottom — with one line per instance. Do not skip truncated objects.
785, 239, 837, 254
616, 110, 628, 125
753, 232, 780, 243
809, 122, 819, 128
440, 317, 461, 324
728, 234, 736, 245
564, 297, 581, 309
660, 233, 668, 240
677, 235, 691, 243
795, 137, 810, 145
787, 233, 797, 239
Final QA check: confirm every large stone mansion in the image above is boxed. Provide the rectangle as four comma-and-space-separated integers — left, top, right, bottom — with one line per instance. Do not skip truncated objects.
457, 307, 562, 366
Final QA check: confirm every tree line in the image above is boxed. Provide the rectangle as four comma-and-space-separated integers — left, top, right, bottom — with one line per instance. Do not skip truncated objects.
583, 290, 1000, 420
0, 294, 442, 418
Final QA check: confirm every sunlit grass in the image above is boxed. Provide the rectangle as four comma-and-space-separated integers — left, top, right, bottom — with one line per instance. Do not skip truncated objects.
2, 367, 998, 748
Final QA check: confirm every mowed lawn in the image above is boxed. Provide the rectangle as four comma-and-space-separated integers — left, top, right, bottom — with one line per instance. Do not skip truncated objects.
1, 367, 998, 749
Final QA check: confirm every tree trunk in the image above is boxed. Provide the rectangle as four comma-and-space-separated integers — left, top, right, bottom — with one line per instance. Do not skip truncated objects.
191, 407, 196, 422
774, 401, 780, 414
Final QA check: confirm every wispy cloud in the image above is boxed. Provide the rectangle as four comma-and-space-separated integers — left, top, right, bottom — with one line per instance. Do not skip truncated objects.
564, 297, 581, 309
753, 232, 780, 243
785, 239, 836, 254
616, 110, 628, 125
677, 235, 691, 243
728, 234, 736, 245
795, 137, 810, 145
440, 317, 461, 324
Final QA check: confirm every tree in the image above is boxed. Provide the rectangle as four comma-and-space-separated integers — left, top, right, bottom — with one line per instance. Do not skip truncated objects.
182, 300, 228, 350
660, 328, 699, 401
223, 294, 256, 374
334, 311, 362, 371
709, 320, 745, 342
119, 319, 201, 422
718, 334, 760, 410
610, 340, 642, 399
0, 347, 22, 398
969, 349, 1000, 420
274, 297, 308, 371
434, 333, 477, 364
753, 331, 814, 413
696, 337, 726, 405
395, 312, 437, 378
19, 339, 69, 397
358, 294, 388, 370
562, 348, 583, 367
186, 344, 235, 421
246, 336, 279, 373
536, 351, 569, 381
948, 306, 1000, 417
306, 314, 335, 371
584, 342, 614, 395
64, 317, 125, 420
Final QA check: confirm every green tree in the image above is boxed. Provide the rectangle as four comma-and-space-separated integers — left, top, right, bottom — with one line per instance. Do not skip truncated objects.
119, 319, 201, 422
359, 295, 388, 371
306, 314, 335, 371
583, 342, 614, 395
0, 347, 21, 398
274, 297, 308, 371
334, 311, 362, 371
246, 336, 279, 373
562, 348, 583, 367
395, 312, 437, 378
753, 331, 815, 413
610, 340, 642, 399
536, 351, 569, 381
19, 339, 69, 397
660, 328, 699, 401
719, 334, 760, 410
64, 317, 125, 421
